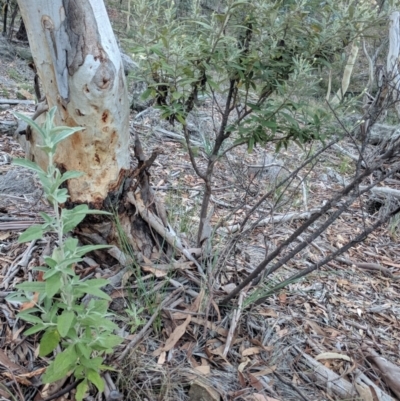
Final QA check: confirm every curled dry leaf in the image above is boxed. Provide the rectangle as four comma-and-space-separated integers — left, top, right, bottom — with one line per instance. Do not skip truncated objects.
315, 352, 352, 362
153, 315, 191, 356
242, 347, 262, 357
238, 357, 250, 373
252, 366, 277, 377
20, 291, 39, 311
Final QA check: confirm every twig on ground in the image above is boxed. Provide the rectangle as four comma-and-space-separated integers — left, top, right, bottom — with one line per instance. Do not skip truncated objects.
127, 191, 206, 278
273, 371, 309, 401
223, 290, 246, 357
222, 157, 400, 304
252, 202, 400, 305
117, 287, 183, 361
336, 257, 395, 278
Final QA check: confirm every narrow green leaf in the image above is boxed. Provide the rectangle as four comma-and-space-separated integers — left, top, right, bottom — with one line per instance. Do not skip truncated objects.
87, 369, 104, 392
19, 225, 45, 243
88, 300, 109, 315
140, 88, 153, 100
16, 282, 46, 293
39, 329, 60, 357
84, 279, 110, 288
59, 170, 84, 184
45, 272, 62, 298
76, 342, 91, 360
80, 287, 111, 300
52, 127, 83, 146
75, 380, 88, 401
75, 244, 111, 257
39, 212, 55, 224
96, 334, 123, 350
13, 112, 45, 139
52, 188, 69, 204
18, 313, 43, 324
57, 310, 75, 337
12, 158, 45, 174
42, 346, 77, 383
24, 323, 46, 336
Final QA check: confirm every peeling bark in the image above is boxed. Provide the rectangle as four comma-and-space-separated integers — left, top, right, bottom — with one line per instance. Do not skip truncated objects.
17, 0, 130, 205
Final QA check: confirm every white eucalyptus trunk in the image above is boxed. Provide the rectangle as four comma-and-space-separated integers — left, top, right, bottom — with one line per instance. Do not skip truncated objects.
388, 11, 400, 119
331, 41, 359, 105
17, 0, 130, 206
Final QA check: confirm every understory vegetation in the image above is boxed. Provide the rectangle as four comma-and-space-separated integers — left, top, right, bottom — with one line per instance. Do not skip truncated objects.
3, 0, 400, 400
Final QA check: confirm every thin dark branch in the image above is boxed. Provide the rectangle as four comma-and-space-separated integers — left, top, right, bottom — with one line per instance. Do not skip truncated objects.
182, 125, 206, 180
221, 157, 400, 304
253, 203, 400, 305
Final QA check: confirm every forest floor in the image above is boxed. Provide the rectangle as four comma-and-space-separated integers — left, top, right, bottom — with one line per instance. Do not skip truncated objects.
1, 35, 400, 401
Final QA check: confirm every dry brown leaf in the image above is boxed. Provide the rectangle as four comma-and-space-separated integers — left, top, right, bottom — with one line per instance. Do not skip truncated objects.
0, 349, 29, 374
109, 289, 129, 299
20, 292, 39, 311
191, 317, 228, 337
250, 339, 273, 352
189, 355, 200, 368
238, 357, 250, 373
242, 347, 261, 357
208, 344, 225, 357
16, 367, 46, 378
121, 270, 134, 286
3, 372, 32, 385
153, 315, 191, 356
0, 231, 11, 240
189, 379, 220, 401
278, 292, 287, 305
248, 373, 263, 391
172, 312, 191, 320
252, 366, 277, 377
157, 351, 166, 365
194, 365, 210, 375
258, 309, 278, 318
306, 319, 325, 336
354, 382, 375, 401
190, 288, 205, 313
238, 371, 247, 387
17, 88, 34, 100
142, 255, 152, 265
201, 358, 209, 366
142, 265, 168, 277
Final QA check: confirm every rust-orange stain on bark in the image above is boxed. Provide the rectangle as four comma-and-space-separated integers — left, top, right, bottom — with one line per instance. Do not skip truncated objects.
101, 110, 109, 123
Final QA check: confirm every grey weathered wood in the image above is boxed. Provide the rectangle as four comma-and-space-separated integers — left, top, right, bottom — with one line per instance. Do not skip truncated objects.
0, 98, 35, 105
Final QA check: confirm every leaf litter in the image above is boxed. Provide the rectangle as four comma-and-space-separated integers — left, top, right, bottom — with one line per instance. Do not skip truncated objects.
1, 67, 400, 401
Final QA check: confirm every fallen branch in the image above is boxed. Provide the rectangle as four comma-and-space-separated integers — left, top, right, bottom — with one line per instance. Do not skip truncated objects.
292, 346, 394, 401
117, 287, 183, 361
127, 191, 205, 278
0, 98, 35, 105
251, 202, 400, 306
222, 158, 400, 304
292, 346, 356, 399
220, 209, 322, 234
336, 257, 395, 278
364, 347, 400, 399
223, 290, 245, 357
360, 185, 400, 199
